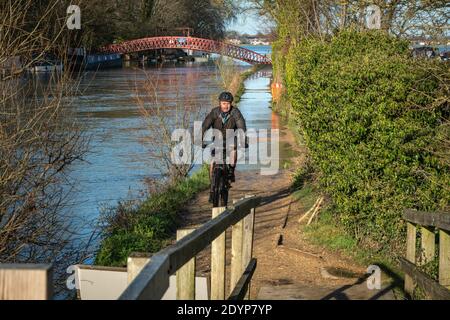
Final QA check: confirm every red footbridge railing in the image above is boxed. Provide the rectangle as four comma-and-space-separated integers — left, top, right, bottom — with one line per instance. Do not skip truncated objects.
99, 36, 272, 65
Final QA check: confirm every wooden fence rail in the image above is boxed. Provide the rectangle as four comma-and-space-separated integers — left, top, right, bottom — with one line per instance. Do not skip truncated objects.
120, 195, 260, 300
402, 209, 450, 299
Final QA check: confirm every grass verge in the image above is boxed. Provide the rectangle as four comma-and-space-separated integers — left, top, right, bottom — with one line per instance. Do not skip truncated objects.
278, 95, 406, 297
95, 165, 210, 267
292, 181, 405, 298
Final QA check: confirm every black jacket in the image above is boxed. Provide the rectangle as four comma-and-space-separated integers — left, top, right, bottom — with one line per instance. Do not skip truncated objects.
202, 106, 247, 142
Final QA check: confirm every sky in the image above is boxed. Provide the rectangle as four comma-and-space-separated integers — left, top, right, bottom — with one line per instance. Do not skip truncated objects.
226, 12, 267, 35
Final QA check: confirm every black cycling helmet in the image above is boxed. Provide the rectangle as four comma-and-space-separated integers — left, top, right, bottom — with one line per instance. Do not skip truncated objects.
218, 91, 234, 103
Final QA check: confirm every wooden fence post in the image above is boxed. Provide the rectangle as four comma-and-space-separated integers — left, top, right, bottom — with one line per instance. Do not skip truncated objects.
405, 222, 417, 296
176, 229, 196, 300
242, 194, 255, 299
439, 230, 450, 289
0, 264, 53, 300
211, 207, 227, 300
420, 226, 436, 265
127, 253, 152, 284
230, 199, 245, 294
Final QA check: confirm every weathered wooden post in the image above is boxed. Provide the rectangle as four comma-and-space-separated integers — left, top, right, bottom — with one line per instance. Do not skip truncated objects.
211, 207, 227, 300
230, 199, 245, 293
0, 264, 53, 300
127, 252, 152, 284
420, 227, 435, 265
405, 222, 417, 296
439, 230, 450, 289
242, 194, 255, 299
176, 229, 196, 300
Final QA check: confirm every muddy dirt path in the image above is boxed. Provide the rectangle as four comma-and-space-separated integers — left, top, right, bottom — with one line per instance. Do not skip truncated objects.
178, 120, 396, 300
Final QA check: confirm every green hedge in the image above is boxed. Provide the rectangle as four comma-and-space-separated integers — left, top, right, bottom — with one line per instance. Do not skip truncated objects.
285, 30, 449, 253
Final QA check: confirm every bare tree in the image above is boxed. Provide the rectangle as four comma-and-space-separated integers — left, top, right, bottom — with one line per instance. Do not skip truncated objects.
135, 67, 212, 187
1, 0, 95, 296
244, 0, 449, 39
214, 56, 242, 95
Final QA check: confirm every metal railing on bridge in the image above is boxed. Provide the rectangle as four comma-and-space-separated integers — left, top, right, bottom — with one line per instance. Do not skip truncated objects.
99, 36, 272, 65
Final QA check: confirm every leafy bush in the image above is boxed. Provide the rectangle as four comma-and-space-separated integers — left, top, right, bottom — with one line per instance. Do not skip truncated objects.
285, 30, 449, 253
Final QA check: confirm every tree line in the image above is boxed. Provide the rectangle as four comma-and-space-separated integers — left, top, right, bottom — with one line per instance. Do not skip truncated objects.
19, 0, 239, 49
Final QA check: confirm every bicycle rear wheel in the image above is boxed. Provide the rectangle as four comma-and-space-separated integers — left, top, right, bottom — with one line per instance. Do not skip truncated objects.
219, 166, 229, 207
212, 164, 229, 208
212, 165, 222, 207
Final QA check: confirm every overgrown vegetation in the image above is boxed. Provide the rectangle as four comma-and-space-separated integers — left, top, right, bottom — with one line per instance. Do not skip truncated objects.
248, 2, 450, 297
95, 165, 210, 266
285, 30, 449, 255
1, 0, 95, 294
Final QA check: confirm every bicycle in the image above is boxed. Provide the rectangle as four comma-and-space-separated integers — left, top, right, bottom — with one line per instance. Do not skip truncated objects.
202, 144, 232, 208
204, 139, 247, 208
210, 159, 231, 208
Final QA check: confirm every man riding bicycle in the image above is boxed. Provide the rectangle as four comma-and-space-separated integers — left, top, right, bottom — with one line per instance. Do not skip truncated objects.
202, 91, 247, 203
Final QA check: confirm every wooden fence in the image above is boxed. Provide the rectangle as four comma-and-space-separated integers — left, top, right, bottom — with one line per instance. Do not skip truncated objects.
0, 195, 260, 300
401, 209, 450, 299
122, 195, 260, 300
0, 264, 52, 300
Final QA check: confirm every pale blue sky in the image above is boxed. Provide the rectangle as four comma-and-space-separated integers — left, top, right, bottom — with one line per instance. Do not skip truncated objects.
226, 12, 264, 35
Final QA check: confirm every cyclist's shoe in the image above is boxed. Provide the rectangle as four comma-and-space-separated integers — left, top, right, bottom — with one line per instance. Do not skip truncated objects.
208, 191, 213, 203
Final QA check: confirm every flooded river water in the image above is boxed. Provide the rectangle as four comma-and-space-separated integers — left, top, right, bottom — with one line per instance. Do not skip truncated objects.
64, 46, 275, 244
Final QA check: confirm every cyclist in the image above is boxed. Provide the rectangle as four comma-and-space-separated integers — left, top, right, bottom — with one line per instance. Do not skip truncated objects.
202, 91, 247, 203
